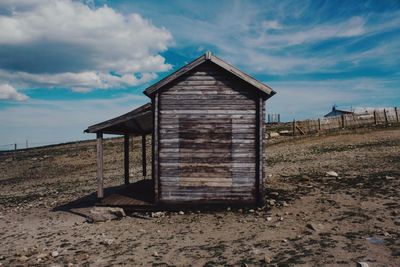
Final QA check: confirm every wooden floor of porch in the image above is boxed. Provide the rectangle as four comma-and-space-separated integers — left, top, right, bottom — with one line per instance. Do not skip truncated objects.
97, 179, 155, 210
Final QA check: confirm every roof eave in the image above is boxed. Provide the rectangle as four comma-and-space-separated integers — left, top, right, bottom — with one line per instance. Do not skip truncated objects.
143, 52, 275, 98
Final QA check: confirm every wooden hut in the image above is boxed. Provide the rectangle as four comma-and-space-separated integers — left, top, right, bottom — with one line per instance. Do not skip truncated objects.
85, 51, 275, 207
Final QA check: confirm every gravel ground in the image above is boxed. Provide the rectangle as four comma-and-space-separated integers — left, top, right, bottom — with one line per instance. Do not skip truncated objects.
0, 128, 399, 266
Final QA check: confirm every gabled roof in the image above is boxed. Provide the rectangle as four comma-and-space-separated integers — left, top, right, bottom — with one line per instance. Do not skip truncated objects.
144, 51, 276, 98
84, 103, 152, 135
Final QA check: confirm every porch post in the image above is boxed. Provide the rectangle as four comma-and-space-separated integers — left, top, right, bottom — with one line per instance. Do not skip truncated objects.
142, 135, 147, 177
124, 134, 129, 185
96, 132, 104, 199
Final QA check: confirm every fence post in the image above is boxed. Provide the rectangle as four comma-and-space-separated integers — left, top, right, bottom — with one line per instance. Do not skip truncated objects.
373, 110, 377, 125
13, 143, 17, 160
318, 118, 321, 131
395, 107, 399, 123
292, 119, 296, 136
383, 109, 388, 125
341, 114, 345, 128
26, 140, 28, 149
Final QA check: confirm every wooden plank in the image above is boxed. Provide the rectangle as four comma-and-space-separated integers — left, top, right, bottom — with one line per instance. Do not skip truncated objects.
142, 135, 146, 177
160, 94, 256, 100
160, 104, 256, 110
152, 94, 159, 203
124, 134, 129, 185
160, 99, 256, 105
96, 132, 104, 199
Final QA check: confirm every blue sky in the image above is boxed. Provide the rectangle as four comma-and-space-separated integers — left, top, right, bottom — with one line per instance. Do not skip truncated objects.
0, 0, 399, 148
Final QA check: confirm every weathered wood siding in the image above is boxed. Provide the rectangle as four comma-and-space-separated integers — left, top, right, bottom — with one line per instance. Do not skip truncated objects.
157, 62, 261, 203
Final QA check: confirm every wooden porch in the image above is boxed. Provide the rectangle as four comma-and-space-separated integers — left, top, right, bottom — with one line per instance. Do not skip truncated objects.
97, 179, 155, 210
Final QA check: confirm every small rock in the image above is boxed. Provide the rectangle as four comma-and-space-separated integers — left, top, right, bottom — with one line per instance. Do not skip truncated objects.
227, 207, 231, 211
269, 132, 280, 138
385, 175, 395, 180
86, 207, 126, 223
263, 255, 272, 264
36, 253, 48, 259
153, 251, 159, 257
306, 223, 323, 232
248, 209, 255, 213
325, 171, 338, 177
282, 201, 289, 207
383, 231, 391, 237
18, 255, 29, 262
266, 217, 272, 222
178, 211, 184, 215
356, 262, 369, 267
51, 251, 59, 257
151, 211, 165, 218
279, 130, 291, 136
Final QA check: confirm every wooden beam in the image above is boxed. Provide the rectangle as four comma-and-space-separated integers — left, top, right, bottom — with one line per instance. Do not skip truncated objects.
152, 93, 159, 203
142, 135, 147, 177
96, 133, 104, 199
395, 107, 399, 123
256, 98, 265, 206
124, 134, 129, 185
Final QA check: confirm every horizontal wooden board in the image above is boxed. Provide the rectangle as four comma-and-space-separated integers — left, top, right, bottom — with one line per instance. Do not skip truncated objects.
160, 143, 254, 150
160, 104, 255, 111
159, 157, 256, 164
160, 99, 256, 105
159, 148, 255, 153
160, 110, 256, 115
160, 94, 256, 101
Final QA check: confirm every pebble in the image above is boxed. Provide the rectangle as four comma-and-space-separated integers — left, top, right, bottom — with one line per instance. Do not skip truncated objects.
18, 255, 29, 262
178, 211, 184, 215
51, 251, 59, 257
264, 255, 272, 264
266, 217, 272, 222
357, 262, 369, 267
325, 171, 339, 177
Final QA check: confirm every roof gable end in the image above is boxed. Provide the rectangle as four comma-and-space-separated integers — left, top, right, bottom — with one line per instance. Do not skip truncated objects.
144, 52, 276, 98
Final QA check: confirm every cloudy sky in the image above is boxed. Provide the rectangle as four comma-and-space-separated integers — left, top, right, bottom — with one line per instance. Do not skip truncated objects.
0, 0, 399, 148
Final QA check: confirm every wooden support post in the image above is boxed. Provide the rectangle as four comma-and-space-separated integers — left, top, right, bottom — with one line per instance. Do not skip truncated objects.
373, 110, 377, 125
395, 107, 399, 123
341, 114, 345, 128
96, 133, 104, 199
124, 134, 129, 185
13, 143, 17, 160
383, 109, 388, 125
318, 118, 321, 131
142, 135, 147, 178
152, 93, 159, 203
292, 119, 296, 136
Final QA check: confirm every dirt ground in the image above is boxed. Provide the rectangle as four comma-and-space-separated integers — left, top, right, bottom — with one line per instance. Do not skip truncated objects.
0, 127, 399, 266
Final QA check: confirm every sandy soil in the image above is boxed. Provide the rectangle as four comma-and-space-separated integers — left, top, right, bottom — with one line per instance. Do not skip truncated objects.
0, 128, 399, 266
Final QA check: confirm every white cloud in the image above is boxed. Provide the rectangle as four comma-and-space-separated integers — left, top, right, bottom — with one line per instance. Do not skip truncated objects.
0, 0, 172, 92
0, 84, 28, 101
261, 20, 282, 30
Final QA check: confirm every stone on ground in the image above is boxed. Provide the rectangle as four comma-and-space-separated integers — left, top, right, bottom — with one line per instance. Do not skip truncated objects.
86, 207, 126, 223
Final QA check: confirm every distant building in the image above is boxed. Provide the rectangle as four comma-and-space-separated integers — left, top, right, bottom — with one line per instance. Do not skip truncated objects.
324, 105, 354, 117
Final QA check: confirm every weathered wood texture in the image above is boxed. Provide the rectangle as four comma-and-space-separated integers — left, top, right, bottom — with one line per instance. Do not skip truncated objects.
96, 133, 104, 199
157, 62, 262, 203
124, 135, 129, 185
142, 135, 147, 177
